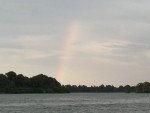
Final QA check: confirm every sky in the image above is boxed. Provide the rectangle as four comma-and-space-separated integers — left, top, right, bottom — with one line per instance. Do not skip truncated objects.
0, 0, 150, 86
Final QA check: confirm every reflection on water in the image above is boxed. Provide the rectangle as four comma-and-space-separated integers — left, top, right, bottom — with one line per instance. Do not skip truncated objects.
0, 93, 150, 113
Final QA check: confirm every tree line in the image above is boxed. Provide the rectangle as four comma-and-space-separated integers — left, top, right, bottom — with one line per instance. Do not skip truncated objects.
0, 71, 149, 93
64, 83, 150, 93
0, 71, 67, 93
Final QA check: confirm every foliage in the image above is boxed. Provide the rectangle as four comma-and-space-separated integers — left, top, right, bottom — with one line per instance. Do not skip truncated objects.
136, 82, 150, 93
0, 71, 150, 93
0, 71, 66, 94
63, 84, 135, 93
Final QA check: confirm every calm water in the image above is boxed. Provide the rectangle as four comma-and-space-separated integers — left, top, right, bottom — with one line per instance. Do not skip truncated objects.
0, 93, 150, 113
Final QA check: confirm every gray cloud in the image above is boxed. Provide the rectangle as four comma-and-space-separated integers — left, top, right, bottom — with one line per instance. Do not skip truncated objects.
0, 0, 150, 86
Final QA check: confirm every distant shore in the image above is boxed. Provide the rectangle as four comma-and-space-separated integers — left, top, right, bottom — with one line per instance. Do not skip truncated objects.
0, 71, 149, 94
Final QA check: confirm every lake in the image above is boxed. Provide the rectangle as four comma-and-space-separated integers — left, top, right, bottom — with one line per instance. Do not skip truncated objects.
0, 93, 150, 113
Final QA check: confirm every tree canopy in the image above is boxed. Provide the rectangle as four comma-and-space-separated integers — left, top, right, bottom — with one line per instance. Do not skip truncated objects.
0, 71, 66, 93
0, 71, 150, 93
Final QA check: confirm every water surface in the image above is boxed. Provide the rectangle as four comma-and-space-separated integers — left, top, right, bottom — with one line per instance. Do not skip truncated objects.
0, 93, 150, 113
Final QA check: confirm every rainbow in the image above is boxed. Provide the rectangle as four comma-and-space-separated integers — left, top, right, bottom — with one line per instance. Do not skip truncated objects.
56, 23, 79, 84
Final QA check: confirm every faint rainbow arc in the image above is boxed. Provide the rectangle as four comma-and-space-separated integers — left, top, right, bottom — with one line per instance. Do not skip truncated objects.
56, 23, 78, 83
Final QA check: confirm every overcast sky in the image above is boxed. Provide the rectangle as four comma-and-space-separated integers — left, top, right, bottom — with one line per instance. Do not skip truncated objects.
1, 0, 150, 86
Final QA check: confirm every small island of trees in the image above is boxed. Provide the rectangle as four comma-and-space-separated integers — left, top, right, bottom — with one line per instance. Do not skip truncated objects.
0, 71, 67, 93
0, 71, 149, 94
